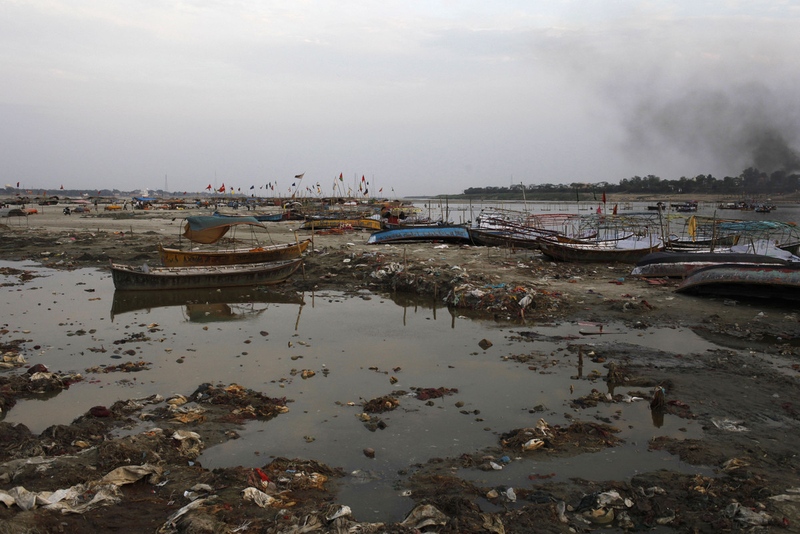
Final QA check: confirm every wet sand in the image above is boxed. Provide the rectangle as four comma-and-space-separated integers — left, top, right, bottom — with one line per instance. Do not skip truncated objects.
1, 208, 800, 532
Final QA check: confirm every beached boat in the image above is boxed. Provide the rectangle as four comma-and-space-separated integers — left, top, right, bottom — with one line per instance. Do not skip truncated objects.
300, 218, 382, 231
676, 263, 800, 301
632, 251, 791, 278
158, 239, 310, 267
467, 228, 542, 249
367, 225, 471, 245
110, 259, 303, 291
539, 238, 663, 263
161, 215, 308, 266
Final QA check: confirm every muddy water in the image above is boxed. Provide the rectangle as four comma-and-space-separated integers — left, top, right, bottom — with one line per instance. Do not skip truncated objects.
1, 261, 727, 522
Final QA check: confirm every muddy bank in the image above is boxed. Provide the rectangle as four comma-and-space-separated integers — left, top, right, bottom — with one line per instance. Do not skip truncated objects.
2, 212, 800, 532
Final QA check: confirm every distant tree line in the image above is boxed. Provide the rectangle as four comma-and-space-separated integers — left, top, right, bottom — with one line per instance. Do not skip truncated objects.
460, 167, 800, 199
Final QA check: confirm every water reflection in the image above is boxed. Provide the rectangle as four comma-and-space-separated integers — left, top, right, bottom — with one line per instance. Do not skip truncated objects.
110, 286, 305, 322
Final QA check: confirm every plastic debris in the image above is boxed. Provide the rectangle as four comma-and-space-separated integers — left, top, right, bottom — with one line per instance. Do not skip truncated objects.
242, 487, 276, 508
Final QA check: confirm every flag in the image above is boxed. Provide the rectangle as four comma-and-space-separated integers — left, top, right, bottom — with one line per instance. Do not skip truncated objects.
339, 173, 343, 181
218, 183, 225, 192
16, 182, 19, 187
294, 173, 304, 179
602, 191, 607, 204
250, 185, 254, 189
206, 184, 212, 190
292, 182, 296, 187
60, 185, 64, 190
361, 175, 365, 182
379, 188, 383, 193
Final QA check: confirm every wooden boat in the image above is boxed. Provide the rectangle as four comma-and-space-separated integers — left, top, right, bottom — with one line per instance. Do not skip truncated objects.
300, 218, 382, 231
158, 239, 310, 267
676, 263, 800, 301
632, 251, 790, 278
111, 286, 304, 321
367, 225, 471, 245
467, 228, 541, 249
182, 215, 265, 244
110, 258, 303, 291
539, 238, 663, 263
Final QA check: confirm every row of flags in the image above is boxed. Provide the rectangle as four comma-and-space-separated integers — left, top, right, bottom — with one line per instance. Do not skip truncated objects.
202, 173, 382, 196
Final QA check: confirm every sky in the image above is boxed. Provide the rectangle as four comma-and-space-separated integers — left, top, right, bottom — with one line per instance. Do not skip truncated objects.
2, 1, 800, 197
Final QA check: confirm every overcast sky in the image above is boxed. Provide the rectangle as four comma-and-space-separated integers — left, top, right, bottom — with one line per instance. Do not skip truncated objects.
2, 1, 799, 197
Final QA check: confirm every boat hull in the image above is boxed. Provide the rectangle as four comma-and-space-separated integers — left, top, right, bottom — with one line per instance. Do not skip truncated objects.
158, 240, 310, 267
539, 240, 663, 263
632, 251, 790, 278
676, 264, 800, 301
467, 228, 540, 249
110, 259, 303, 291
367, 225, 471, 245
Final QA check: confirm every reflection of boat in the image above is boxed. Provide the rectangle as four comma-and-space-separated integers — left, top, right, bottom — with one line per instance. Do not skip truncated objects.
110, 259, 303, 291
538, 238, 663, 263
676, 263, 800, 301
158, 240, 310, 267
111, 286, 304, 321
367, 225, 471, 245
632, 251, 790, 278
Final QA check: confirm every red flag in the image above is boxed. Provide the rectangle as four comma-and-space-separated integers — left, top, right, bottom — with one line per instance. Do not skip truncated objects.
361, 175, 365, 182
60, 185, 64, 190
218, 183, 225, 192
206, 184, 212, 190
602, 191, 606, 204
339, 173, 343, 181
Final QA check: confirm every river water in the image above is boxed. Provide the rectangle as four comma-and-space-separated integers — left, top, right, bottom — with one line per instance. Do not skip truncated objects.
0, 259, 752, 522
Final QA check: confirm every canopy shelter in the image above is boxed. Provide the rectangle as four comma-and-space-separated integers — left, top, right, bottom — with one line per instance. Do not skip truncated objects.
182, 215, 264, 244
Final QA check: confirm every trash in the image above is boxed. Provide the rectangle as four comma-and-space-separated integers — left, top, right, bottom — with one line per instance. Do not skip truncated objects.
324, 504, 352, 521
171, 430, 204, 459
0, 463, 161, 513
363, 448, 375, 459
725, 501, 772, 525
478, 339, 493, 350
400, 504, 448, 530
504, 487, 516, 502
522, 438, 544, 451
241, 487, 275, 508
712, 418, 749, 432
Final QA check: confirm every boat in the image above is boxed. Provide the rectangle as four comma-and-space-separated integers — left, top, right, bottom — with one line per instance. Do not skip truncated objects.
632, 251, 791, 278
300, 218, 383, 231
182, 215, 266, 244
676, 263, 800, 301
158, 239, 310, 267
109, 259, 303, 291
538, 237, 663, 263
367, 225, 471, 245
111, 286, 304, 321
160, 215, 309, 266
467, 228, 542, 249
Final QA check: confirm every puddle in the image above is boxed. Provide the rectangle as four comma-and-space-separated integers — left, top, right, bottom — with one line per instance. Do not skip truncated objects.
0, 261, 735, 522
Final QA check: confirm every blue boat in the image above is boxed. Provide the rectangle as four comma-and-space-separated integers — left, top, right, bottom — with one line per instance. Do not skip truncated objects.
367, 225, 471, 245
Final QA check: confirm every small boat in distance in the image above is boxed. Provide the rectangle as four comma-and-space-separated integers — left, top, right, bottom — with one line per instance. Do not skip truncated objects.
110, 259, 303, 291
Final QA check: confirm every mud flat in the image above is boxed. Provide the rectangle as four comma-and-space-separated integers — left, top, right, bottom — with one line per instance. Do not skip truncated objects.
1, 209, 800, 532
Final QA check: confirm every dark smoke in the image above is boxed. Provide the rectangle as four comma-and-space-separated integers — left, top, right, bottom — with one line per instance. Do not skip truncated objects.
624, 83, 800, 175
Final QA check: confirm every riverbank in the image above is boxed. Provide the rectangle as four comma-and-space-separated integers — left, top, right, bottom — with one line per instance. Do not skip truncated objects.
1, 210, 800, 532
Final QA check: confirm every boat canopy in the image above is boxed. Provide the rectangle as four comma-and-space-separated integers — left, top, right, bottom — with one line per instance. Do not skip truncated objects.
182, 215, 264, 244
